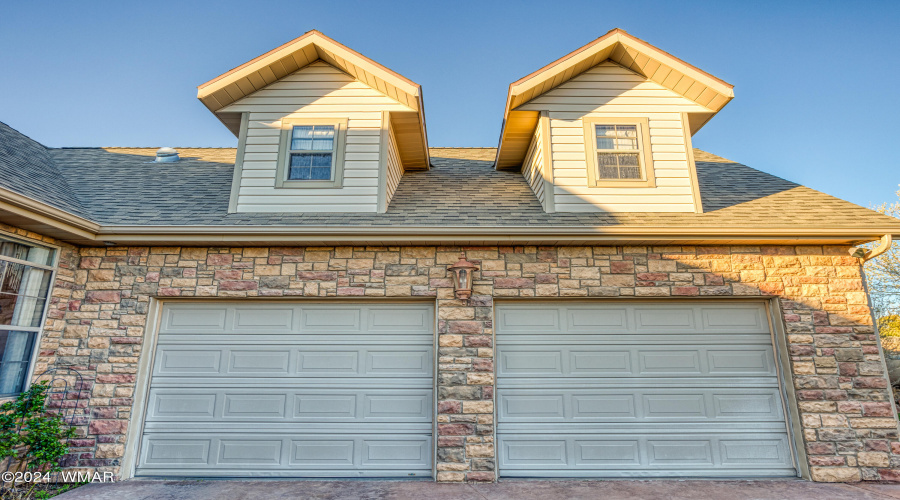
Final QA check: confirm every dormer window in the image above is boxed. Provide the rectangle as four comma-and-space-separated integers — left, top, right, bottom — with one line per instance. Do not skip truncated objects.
583, 117, 656, 188
275, 118, 347, 188
288, 125, 335, 180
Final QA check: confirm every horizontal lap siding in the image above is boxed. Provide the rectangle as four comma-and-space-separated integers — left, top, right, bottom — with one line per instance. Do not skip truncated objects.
385, 120, 403, 204
522, 119, 545, 207
517, 62, 708, 213
223, 62, 414, 213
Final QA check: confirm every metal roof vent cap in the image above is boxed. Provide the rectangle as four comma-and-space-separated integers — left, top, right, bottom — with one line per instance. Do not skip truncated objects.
155, 147, 179, 163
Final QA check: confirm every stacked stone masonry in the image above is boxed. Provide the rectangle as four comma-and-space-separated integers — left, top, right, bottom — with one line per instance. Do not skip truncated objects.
3, 221, 898, 483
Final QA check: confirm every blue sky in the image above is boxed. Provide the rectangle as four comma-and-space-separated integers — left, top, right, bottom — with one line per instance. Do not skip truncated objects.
1, 0, 898, 208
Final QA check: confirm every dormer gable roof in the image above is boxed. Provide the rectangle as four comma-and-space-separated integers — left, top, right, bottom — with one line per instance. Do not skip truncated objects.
495, 28, 735, 169
197, 30, 430, 170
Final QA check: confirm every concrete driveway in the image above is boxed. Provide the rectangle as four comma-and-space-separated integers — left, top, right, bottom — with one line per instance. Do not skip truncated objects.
55, 479, 900, 500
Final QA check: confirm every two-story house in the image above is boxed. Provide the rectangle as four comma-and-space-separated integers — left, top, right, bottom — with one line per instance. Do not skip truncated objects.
1, 29, 899, 483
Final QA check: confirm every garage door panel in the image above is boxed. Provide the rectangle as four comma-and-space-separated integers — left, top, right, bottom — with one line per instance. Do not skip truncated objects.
146, 388, 432, 423
700, 306, 769, 332
138, 302, 434, 478
499, 345, 776, 378
496, 301, 796, 478
233, 307, 295, 331
163, 306, 228, 331
139, 434, 432, 474
161, 304, 433, 335
152, 345, 432, 378
497, 308, 562, 331
368, 307, 433, 330
501, 377, 780, 389
499, 389, 785, 423
498, 433, 794, 473
634, 307, 696, 330
567, 308, 629, 330
156, 349, 222, 374
229, 350, 291, 373
302, 308, 362, 329
497, 303, 770, 336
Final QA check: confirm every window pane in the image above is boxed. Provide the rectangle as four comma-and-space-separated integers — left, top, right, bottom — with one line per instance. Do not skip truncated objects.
291, 125, 335, 151
290, 126, 314, 150
3, 266, 51, 299
289, 153, 312, 168
616, 125, 637, 137
597, 153, 618, 166
288, 153, 332, 180
311, 138, 333, 151
0, 330, 36, 395
617, 153, 640, 167
310, 153, 332, 167
291, 126, 313, 139
0, 239, 54, 266
0, 293, 47, 327
309, 153, 333, 180
620, 166, 642, 179
0, 241, 30, 262
598, 153, 618, 179
597, 166, 619, 179
0, 261, 25, 295
596, 137, 615, 150
596, 125, 616, 137
597, 153, 642, 180
309, 167, 331, 180
596, 124, 639, 151
313, 126, 334, 137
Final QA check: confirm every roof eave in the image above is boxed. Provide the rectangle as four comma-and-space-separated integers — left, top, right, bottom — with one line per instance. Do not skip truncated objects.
92, 224, 899, 247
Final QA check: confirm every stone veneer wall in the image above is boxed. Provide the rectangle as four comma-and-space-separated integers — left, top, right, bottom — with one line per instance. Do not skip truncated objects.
4, 222, 896, 482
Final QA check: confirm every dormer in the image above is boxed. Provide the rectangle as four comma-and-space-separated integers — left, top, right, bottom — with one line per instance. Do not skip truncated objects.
197, 31, 429, 213
495, 29, 734, 213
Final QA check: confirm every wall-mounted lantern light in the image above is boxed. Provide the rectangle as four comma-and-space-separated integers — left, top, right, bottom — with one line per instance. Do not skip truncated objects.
447, 253, 479, 300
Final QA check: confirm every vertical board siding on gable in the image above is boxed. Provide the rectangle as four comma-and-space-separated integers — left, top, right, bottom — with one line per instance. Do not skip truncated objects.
222, 62, 415, 213
385, 120, 403, 204
517, 62, 709, 213
522, 119, 545, 208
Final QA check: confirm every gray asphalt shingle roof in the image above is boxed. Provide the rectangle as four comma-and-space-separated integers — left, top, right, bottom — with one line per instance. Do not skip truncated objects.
1, 121, 897, 230
0, 121, 88, 218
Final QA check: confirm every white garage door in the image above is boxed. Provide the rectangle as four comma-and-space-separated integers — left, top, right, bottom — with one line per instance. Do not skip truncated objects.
135, 302, 434, 478
496, 301, 797, 478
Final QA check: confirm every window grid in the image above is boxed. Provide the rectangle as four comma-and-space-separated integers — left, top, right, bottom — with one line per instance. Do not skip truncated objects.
595, 124, 643, 180
288, 125, 335, 181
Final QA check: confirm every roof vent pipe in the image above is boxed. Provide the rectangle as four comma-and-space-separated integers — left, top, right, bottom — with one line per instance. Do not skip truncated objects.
155, 147, 179, 163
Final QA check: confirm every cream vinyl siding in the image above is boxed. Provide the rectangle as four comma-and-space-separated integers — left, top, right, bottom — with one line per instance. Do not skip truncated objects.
385, 119, 403, 204
222, 62, 415, 213
522, 120, 545, 207
516, 62, 710, 213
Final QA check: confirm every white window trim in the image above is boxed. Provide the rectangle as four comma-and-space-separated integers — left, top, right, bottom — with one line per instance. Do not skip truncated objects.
582, 117, 656, 188
0, 231, 59, 398
275, 117, 348, 189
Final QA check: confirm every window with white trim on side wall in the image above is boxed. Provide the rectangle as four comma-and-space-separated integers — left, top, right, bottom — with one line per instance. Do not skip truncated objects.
0, 235, 56, 396
275, 118, 348, 189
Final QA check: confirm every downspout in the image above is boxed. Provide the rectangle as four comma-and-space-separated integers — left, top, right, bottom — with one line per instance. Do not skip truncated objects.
849, 234, 892, 261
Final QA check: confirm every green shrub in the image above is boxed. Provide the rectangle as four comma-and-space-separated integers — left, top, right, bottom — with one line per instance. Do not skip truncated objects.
0, 382, 76, 478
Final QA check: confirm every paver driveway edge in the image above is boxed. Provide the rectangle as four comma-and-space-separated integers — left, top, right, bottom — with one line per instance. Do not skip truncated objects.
52, 479, 900, 500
